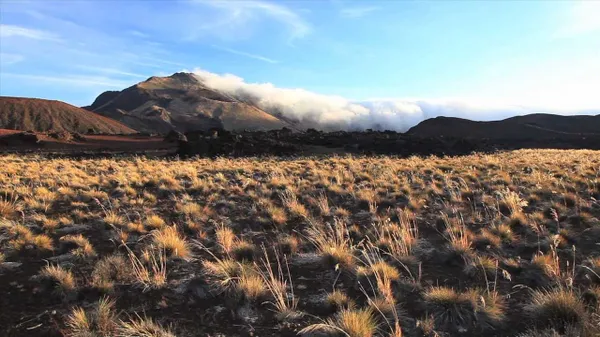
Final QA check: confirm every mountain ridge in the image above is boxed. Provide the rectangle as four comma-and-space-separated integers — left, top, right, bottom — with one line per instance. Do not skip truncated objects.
0, 96, 136, 134
84, 72, 292, 133
407, 113, 600, 139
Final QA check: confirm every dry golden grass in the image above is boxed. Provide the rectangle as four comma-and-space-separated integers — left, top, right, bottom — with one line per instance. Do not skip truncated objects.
152, 226, 191, 260
258, 249, 302, 320
125, 245, 167, 291
65, 297, 174, 337
524, 288, 591, 335
144, 214, 166, 230
281, 189, 309, 218
267, 204, 288, 226
202, 256, 245, 292
176, 201, 202, 219
231, 239, 256, 261
0, 198, 19, 219
65, 297, 118, 337
424, 286, 479, 329
306, 218, 355, 268
39, 264, 76, 296
237, 273, 267, 301
299, 308, 378, 337
60, 234, 96, 258
6, 223, 54, 252
118, 315, 175, 337
92, 254, 130, 291
374, 214, 419, 259
104, 211, 125, 227
327, 290, 354, 310
1, 150, 600, 336
215, 224, 236, 255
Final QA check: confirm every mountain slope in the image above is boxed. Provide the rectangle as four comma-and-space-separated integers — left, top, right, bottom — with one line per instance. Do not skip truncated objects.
85, 72, 291, 133
407, 113, 600, 139
0, 96, 136, 134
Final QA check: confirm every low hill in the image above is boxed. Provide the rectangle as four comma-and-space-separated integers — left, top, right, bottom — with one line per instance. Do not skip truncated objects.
85, 72, 291, 133
407, 113, 600, 139
0, 96, 136, 134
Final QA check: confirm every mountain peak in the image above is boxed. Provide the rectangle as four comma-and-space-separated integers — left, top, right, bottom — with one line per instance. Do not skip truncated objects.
139, 72, 200, 90
169, 72, 197, 81
85, 73, 291, 133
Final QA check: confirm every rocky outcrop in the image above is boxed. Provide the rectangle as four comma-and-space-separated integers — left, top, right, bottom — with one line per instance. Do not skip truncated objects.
178, 128, 600, 158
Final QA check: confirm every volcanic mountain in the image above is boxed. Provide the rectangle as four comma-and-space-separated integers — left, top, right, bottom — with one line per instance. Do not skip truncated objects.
85, 72, 291, 133
407, 113, 600, 139
0, 96, 136, 134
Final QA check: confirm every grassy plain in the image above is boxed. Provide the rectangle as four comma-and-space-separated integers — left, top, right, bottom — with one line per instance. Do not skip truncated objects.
1, 150, 599, 336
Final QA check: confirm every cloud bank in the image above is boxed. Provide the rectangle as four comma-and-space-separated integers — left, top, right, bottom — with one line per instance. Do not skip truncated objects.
191, 68, 597, 132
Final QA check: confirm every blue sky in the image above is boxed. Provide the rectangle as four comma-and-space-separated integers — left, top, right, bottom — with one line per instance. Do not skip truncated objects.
1, 0, 599, 112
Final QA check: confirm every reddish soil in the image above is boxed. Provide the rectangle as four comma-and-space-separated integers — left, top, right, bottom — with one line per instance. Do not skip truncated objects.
0, 129, 177, 155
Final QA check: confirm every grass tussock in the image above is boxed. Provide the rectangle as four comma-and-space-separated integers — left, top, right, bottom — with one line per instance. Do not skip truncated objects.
125, 245, 167, 291
118, 315, 175, 337
39, 264, 76, 297
0, 198, 19, 219
524, 288, 592, 335
92, 255, 131, 291
299, 308, 378, 337
236, 273, 267, 301
202, 257, 246, 293
66, 298, 174, 337
65, 297, 118, 337
306, 218, 355, 269
258, 248, 303, 320
144, 214, 166, 230
60, 234, 96, 258
6, 223, 54, 252
424, 286, 505, 332
104, 211, 125, 227
152, 226, 191, 260
281, 190, 309, 218
326, 290, 354, 311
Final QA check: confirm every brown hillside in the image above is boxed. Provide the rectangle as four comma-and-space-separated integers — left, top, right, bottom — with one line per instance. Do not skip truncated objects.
407, 113, 600, 139
85, 72, 291, 133
0, 96, 136, 134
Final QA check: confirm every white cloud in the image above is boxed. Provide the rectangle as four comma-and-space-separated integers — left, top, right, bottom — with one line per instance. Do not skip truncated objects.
340, 6, 380, 18
192, 0, 311, 42
211, 45, 278, 63
555, 2, 600, 38
191, 68, 599, 131
0, 53, 24, 66
0, 24, 62, 41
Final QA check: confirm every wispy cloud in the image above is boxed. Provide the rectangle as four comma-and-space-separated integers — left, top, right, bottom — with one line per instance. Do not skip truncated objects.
339, 6, 380, 19
0, 24, 62, 41
555, 2, 600, 38
2, 73, 131, 88
192, 0, 311, 42
131, 55, 189, 68
75, 65, 148, 79
211, 45, 278, 63
128, 30, 149, 38
0, 53, 24, 66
